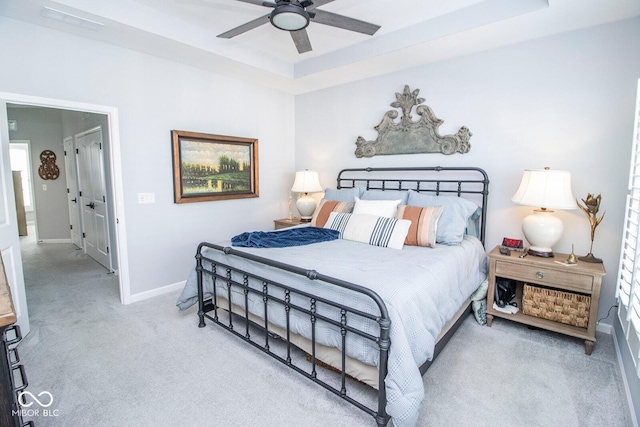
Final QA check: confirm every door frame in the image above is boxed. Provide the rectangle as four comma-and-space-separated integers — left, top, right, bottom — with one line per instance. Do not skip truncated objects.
1, 92, 132, 305
0, 99, 29, 334
63, 136, 83, 249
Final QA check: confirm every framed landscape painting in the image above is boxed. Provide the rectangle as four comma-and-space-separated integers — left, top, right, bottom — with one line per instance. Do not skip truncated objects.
172, 130, 259, 203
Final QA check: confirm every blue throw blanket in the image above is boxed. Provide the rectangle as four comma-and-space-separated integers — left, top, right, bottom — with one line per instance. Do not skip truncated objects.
231, 227, 339, 248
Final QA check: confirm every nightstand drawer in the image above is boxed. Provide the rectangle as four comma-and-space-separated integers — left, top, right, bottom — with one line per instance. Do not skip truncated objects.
495, 261, 593, 293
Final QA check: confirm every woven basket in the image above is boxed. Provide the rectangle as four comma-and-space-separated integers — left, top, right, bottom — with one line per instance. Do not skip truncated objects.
522, 284, 590, 328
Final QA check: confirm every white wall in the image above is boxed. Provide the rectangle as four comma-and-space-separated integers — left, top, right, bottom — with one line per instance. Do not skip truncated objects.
0, 16, 295, 296
295, 17, 640, 327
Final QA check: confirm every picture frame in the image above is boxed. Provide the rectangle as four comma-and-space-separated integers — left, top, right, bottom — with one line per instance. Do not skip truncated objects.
171, 130, 259, 203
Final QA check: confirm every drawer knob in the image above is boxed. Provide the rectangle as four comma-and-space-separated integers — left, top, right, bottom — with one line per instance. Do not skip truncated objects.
536, 271, 544, 279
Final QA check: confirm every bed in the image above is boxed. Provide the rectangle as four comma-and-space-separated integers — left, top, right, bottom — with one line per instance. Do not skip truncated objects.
177, 166, 490, 427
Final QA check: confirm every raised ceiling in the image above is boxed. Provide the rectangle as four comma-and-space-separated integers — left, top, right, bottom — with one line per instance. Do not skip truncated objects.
1, 0, 639, 93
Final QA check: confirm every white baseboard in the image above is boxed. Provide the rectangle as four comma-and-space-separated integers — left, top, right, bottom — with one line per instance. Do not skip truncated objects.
128, 280, 185, 304
596, 322, 613, 334
612, 324, 639, 427
38, 238, 72, 244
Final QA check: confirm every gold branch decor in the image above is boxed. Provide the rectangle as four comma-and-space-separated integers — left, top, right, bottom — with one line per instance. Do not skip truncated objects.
576, 193, 605, 263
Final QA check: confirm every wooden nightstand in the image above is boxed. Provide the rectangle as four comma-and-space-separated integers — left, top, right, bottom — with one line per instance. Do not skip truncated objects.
486, 245, 606, 355
273, 217, 304, 230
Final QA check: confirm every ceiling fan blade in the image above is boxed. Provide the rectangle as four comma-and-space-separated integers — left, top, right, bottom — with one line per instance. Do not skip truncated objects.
306, 0, 335, 9
311, 9, 380, 36
233, 0, 274, 6
290, 29, 312, 54
217, 14, 270, 38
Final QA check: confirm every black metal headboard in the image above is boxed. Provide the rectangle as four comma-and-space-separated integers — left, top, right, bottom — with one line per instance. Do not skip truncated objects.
336, 166, 490, 245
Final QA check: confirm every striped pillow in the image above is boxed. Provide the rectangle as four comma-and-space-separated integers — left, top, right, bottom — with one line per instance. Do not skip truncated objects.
311, 199, 355, 227
323, 212, 411, 250
396, 205, 443, 248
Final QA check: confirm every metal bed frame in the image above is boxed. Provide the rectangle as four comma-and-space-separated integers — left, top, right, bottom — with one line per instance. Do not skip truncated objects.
195, 166, 489, 426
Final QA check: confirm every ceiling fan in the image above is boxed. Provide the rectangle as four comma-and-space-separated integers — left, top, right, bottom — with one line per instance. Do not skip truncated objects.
218, 0, 381, 54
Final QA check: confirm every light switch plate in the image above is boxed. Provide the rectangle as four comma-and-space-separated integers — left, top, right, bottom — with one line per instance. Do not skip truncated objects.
138, 192, 155, 204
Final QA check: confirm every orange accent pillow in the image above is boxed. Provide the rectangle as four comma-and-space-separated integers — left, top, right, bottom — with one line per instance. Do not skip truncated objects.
311, 199, 355, 227
396, 205, 444, 248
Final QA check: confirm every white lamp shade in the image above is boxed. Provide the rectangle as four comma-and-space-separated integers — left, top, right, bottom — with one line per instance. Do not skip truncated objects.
511, 169, 576, 210
291, 170, 322, 194
511, 168, 575, 256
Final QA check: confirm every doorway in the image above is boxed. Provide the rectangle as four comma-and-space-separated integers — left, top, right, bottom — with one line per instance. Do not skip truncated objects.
0, 92, 132, 340
8, 107, 115, 270
9, 140, 36, 232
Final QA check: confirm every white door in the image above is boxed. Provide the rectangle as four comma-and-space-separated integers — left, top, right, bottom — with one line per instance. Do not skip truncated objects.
0, 100, 30, 334
64, 136, 83, 248
76, 127, 112, 271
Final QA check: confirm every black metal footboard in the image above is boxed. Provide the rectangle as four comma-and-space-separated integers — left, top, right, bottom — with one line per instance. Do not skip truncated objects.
196, 242, 392, 427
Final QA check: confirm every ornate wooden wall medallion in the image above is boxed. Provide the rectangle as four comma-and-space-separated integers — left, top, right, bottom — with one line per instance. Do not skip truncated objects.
355, 85, 472, 158
38, 150, 60, 180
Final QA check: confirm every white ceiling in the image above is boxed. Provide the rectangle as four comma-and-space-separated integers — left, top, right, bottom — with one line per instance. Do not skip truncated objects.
1, 0, 639, 94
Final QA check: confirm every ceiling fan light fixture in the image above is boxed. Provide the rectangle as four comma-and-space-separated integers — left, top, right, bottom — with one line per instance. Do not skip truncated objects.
270, 4, 310, 31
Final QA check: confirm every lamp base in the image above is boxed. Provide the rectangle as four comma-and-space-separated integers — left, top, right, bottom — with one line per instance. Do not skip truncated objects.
578, 253, 603, 263
527, 248, 554, 258
521, 210, 563, 259
296, 194, 317, 221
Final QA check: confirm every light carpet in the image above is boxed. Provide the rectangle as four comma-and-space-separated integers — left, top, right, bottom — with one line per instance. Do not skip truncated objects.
16, 234, 630, 426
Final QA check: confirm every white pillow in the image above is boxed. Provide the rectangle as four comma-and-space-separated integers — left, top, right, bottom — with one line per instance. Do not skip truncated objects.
352, 197, 402, 218
323, 212, 411, 250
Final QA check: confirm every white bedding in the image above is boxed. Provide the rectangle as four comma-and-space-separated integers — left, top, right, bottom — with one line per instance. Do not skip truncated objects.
177, 235, 488, 427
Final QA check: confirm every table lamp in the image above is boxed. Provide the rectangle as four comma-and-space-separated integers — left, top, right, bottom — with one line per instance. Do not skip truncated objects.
511, 168, 576, 257
291, 169, 322, 222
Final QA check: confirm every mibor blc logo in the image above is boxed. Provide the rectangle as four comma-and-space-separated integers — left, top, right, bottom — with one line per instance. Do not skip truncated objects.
13, 391, 60, 418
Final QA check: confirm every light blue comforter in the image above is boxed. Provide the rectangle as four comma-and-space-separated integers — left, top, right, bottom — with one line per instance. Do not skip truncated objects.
177, 236, 487, 427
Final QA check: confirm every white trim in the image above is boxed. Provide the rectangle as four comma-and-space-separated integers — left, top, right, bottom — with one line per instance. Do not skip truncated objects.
128, 280, 185, 304
613, 324, 639, 427
616, 79, 640, 374
596, 322, 613, 334
37, 238, 72, 244
77, 125, 102, 138
106, 107, 131, 304
0, 91, 131, 305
